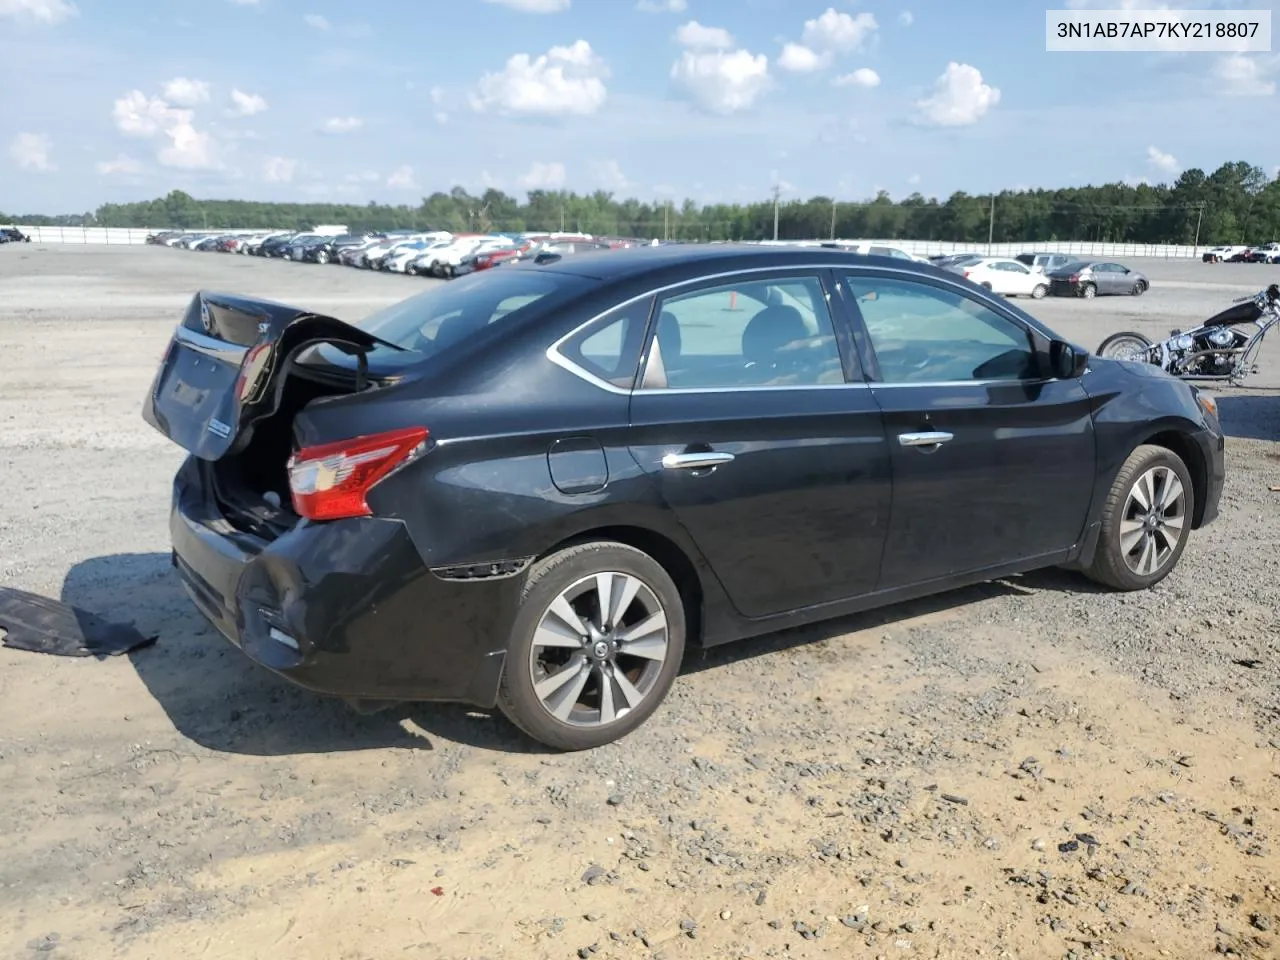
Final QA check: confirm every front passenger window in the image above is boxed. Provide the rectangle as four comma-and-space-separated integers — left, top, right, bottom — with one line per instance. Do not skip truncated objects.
843, 275, 1038, 384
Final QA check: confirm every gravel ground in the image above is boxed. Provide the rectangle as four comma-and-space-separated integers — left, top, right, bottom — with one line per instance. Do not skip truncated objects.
1, 245, 1278, 960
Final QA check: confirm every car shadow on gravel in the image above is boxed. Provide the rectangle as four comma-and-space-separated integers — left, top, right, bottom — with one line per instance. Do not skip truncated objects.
61, 553, 1106, 758
680, 566, 1105, 675
60, 552, 539, 757
1215, 391, 1280, 441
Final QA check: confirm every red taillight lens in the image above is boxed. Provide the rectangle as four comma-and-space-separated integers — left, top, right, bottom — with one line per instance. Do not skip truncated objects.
235, 342, 273, 402
287, 426, 429, 521
962, 269, 971, 278
1069, 274, 1080, 282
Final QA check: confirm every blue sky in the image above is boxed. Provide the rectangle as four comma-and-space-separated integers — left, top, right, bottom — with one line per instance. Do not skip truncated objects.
2, 0, 1278, 212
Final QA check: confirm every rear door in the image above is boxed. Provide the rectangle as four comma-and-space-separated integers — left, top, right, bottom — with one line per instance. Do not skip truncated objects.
833, 268, 1096, 589
627, 268, 893, 619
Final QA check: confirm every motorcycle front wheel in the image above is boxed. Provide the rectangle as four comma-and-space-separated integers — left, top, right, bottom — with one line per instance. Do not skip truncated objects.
1096, 331, 1153, 362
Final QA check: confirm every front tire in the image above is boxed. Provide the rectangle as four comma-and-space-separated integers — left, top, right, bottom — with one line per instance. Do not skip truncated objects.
1096, 331, 1152, 362
1131, 280, 1146, 296
1084, 445, 1194, 591
315, 250, 329, 264
496, 541, 687, 751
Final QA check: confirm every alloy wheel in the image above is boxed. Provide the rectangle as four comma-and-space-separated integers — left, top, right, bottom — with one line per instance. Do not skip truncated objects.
528, 572, 669, 727
1119, 466, 1186, 576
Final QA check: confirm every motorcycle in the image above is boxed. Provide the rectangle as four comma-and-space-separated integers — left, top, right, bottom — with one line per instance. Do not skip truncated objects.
1095, 283, 1280, 383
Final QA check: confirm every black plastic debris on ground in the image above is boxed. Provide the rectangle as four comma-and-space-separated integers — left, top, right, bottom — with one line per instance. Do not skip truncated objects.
0, 587, 156, 658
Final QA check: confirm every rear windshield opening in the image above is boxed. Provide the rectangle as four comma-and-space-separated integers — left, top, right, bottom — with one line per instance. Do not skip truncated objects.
316, 268, 590, 369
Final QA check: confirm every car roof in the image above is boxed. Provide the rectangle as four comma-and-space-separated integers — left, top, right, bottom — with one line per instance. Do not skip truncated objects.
508, 242, 948, 283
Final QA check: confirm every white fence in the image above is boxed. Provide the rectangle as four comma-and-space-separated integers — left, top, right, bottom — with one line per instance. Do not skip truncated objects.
8, 225, 1209, 259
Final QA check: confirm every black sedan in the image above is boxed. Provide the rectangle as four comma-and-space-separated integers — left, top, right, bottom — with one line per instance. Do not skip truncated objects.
1, 227, 31, 243
141, 246, 1225, 750
1047, 260, 1149, 298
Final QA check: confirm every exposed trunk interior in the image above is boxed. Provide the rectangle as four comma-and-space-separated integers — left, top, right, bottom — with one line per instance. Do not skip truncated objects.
208, 369, 358, 539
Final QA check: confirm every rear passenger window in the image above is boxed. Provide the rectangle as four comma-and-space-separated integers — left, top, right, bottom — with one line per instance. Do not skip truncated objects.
557, 300, 651, 388
642, 276, 845, 389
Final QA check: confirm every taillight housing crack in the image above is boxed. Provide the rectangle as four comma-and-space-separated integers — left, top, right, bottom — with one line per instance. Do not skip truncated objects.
287, 426, 429, 521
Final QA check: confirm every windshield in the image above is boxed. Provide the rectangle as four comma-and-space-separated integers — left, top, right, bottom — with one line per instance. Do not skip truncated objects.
321, 266, 592, 368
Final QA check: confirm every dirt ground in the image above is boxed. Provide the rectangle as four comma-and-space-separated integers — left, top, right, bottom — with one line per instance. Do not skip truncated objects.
1, 245, 1278, 960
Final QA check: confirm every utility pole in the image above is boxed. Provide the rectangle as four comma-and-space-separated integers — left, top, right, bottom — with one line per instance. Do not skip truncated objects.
772, 184, 782, 241
830, 198, 837, 240
663, 201, 669, 241
1193, 202, 1205, 253
560, 204, 565, 233
987, 194, 995, 255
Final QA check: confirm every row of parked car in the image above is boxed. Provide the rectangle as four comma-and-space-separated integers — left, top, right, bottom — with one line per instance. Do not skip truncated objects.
1202, 243, 1280, 263
147, 228, 648, 278
924, 251, 1151, 299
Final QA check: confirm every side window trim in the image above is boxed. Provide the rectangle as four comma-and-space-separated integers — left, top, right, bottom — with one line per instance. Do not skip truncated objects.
549, 294, 656, 393
837, 267, 1051, 387
635, 268, 861, 393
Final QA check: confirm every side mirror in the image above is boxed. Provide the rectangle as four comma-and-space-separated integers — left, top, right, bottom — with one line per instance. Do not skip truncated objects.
1049, 339, 1089, 379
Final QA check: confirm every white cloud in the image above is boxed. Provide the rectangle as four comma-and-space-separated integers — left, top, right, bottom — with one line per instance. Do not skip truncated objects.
229, 89, 268, 116
778, 43, 827, 73
482, 0, 570, 11
263, 156, 297, 182
345, 170, 380, 183
162, 77, 210, 107
834, 67, 880, 88
0, 0, 77, 24
899, 10, 914, 26
111, 89, 218, 170
519, 160, 567, 190
320, 116, 363, 133
472, 39, 609, 116
915, 62, 1000, 126
1147, 145, 1179, 174
158, 122, 216, 169
387, 165, 419, 190
113, 90, 190, 137
801, 8, 877, 53
430, 85, 445, 105
304, 13, 330, 30
671, 48, 771, 114
10, 132, 53, 171
591, 159, 632, 191
1213, 53, 1278, 96
97, 153, 142, 175
674, 20, 733, 50
637, 0, 685, 10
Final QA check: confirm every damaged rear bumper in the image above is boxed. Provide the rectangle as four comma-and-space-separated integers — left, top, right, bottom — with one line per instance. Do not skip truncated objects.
167, 456, 518, 708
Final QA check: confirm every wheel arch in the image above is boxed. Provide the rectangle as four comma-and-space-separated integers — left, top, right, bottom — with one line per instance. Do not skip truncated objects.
539, 525, 707, 646
1140, 429, 1209, 529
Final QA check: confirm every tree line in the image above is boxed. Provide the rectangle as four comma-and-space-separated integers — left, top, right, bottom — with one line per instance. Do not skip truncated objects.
6, 160, 1279, 246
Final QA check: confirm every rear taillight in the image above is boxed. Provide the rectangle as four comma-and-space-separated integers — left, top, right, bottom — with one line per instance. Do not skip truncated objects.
287, 426, 429, 521
962, 269, 971, 278
235, 342, 273, 402
1068, 274, 1080, 282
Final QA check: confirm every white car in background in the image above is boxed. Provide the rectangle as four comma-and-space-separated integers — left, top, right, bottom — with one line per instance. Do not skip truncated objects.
958, 257, 1050, 299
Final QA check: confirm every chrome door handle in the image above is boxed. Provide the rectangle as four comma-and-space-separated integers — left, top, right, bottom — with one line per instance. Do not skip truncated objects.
898, 431, 954, 448
662, 451, 735, 470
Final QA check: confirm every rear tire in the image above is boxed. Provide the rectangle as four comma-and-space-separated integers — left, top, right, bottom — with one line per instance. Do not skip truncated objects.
1032, 283, 1047, 299
1096, 331, 1152, 362
1083, 444, 1194, 592
1081, 282, 1097, 299
496, 541, 687, 751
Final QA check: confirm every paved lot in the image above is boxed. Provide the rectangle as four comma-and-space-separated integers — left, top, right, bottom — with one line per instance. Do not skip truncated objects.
1, 245, 1279, 960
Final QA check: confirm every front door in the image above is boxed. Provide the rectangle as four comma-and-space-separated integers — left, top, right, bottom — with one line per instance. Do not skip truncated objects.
627, 269, 893, 619
834, 270, 1097, 590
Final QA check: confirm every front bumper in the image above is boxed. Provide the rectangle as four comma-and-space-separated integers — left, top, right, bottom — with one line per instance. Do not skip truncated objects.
167, 457, 520, 707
